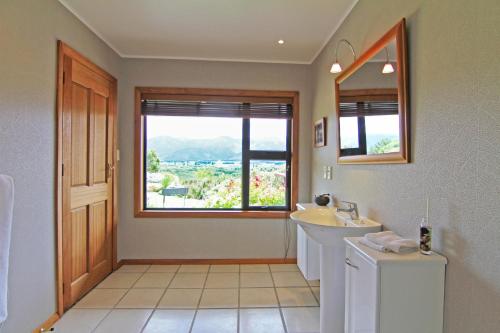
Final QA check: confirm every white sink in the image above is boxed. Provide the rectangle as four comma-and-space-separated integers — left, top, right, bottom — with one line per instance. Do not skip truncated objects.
290, 209, 381, 246
290, 207, 382, 333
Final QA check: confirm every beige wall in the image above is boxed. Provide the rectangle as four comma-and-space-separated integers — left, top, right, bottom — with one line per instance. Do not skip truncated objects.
2, 0, 499, 332
0, 0, 121, 332
310, 0, 500, 332
118, 58, 312, 260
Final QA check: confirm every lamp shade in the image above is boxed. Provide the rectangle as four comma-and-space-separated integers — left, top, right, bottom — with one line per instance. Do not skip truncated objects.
382, 63, 395, 74
330, 62, 342, 74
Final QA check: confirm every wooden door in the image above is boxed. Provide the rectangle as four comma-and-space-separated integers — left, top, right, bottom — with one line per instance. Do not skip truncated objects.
59, 42, 117, 310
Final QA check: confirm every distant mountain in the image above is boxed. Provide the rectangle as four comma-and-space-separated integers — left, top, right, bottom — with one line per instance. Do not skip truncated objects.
147, 136, 285, 161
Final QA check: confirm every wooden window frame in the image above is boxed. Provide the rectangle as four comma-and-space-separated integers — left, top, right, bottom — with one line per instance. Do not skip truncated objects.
134, 87, 299, 218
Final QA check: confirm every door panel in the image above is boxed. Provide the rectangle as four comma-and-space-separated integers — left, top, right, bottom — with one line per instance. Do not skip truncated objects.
90, 201, 107, 267
70, 83, 89, 187
61, 50, 116, 310
93, 93, 108, 184
70, 207, 88, 281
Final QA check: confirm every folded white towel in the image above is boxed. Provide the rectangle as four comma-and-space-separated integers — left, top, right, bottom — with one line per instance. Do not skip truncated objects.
364, 231, 417, 253
366, 230, 399, 245
0, 175, 14, 324
360, 237, 389, 252
385, 239, 419, 253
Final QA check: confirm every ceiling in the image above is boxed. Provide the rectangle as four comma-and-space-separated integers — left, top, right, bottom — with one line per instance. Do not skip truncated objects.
59, 0, 358, 64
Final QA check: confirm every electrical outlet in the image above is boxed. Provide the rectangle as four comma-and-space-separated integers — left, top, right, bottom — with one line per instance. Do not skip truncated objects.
328, 166, 333, 180
323, 166, 328, 179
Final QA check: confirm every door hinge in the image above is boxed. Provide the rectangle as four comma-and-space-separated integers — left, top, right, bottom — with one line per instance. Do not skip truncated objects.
63, 71, 66, 84
61, 163, 64, 177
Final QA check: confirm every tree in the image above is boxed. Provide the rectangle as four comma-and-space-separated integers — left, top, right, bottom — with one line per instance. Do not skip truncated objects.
369, 138, 399, 154
147, 149, 161, 173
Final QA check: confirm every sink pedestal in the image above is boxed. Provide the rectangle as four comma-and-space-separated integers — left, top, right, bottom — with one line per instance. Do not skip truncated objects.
320, 244, 346, 333
289, 208, 382, 333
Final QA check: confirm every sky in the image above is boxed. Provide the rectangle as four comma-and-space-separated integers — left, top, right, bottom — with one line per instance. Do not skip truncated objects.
340, 115, 400, 148
146, 116, 287, 141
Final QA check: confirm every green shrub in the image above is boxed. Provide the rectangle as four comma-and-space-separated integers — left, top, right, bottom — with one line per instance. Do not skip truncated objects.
161, 173, 177, 189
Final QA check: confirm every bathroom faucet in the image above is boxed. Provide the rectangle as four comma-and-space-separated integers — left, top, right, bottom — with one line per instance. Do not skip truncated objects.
336, 201, 359, 220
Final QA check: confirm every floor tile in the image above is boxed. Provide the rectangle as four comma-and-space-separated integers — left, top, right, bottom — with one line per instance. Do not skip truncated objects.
240, 264, 269, 272
240, 272, 274, 287
118, 264, 150, 273
148, 265, 180, 273
281, 307, 320, 333
311, 287, 320, 302
53, 309, 110, 333
178, 264, 210, 273
74, 289, 128, 309
133, 273, 174, 288
307, 279, 320, 287
209, 264, 239, 272
269, 264, 300, 272
157, 289, 202, 309
142, 309, 195, 333
205, 272, 239, 288
93, 309, 152, 333
276, 287, 318, 307
169, 273, 207, 288
239, 288, 278, 308
66, 264, 320, 332
199, 288, 238, 308
96, 272, 142, 289
272, 271, 308, 287
191, 309, 238, 333
239, 308, 285, 333
115, 289, 164, 308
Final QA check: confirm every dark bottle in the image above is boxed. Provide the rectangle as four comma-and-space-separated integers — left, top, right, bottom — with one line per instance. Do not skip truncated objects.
420, 217, 432, 255
314, 194, 330, 206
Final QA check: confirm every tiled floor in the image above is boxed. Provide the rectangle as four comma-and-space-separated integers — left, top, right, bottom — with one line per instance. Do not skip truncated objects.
54, 263, 320, 333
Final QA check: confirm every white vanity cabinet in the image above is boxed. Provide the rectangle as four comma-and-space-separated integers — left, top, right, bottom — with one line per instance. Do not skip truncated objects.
296, 203, 320, 280
344, 237, 447, 333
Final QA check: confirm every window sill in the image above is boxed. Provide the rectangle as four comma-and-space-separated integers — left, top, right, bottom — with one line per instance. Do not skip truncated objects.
135, 210, 292, 219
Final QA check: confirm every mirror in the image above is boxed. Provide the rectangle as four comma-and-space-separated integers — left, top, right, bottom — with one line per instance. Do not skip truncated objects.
335, 19, 409, 164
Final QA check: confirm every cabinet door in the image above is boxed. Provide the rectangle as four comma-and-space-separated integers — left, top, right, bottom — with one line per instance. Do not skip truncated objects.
297, 225, 321, 280
306, 234, 320, 280
297, 225, 308, 276
345, 246, 378, 333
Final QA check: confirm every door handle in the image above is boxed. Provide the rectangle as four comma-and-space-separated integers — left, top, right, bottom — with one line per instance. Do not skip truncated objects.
345, 258, 359, 269
106, 163, 115, 179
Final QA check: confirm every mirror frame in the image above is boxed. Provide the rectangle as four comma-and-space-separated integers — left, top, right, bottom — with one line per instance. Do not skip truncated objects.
335, 19, 409, 164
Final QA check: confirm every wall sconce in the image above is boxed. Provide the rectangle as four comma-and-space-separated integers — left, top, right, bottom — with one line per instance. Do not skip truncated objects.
330, 39, 356, 74
382, 47, 395, 74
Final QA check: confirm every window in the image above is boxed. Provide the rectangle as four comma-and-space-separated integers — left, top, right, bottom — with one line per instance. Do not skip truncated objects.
135, 88, 299, 218
338, 89, 400, 157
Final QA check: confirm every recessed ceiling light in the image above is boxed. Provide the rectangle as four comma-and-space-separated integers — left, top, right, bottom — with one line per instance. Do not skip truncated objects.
278, 40, 285, 45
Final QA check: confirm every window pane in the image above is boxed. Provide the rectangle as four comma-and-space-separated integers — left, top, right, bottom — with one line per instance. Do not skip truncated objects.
249, 160, 287, 207
250, 118, 287, 151
145, 116, 242, 209
365, 115, 400, 154
339, 117, 359, 149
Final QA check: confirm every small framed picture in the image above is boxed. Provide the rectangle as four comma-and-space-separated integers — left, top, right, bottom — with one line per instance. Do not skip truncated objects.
314, 117, 327, 147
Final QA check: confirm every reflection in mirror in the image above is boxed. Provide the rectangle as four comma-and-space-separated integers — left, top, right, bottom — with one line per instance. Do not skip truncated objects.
338, 39, 399, 156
